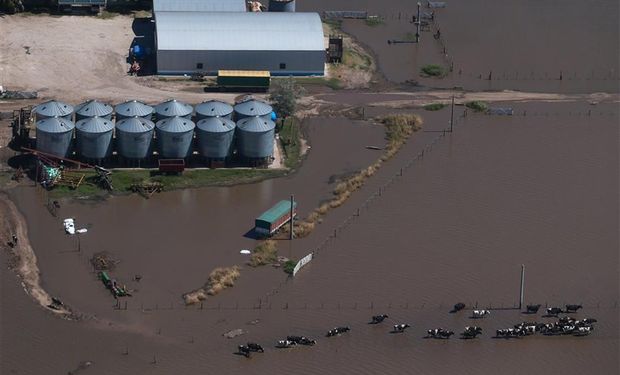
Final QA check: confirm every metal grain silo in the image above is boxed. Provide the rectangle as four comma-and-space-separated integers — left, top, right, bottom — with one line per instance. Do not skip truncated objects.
233, 99, 273, 121
236, 116, 275, 160
114, 100, 154, 120
195, 100, 233, 120
35, 116, 75, 157
75, 116, 114, 160
269, 0, 295, 12
33, 100, 74, 121
154, 99, 193, 120
74, 99, 113, 121
116, 116, 155, 159
195, 117, 236, 160
155, 116, 196, 159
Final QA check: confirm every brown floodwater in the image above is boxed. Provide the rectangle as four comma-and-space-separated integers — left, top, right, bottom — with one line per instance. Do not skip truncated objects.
2, 100, 617, 374
299, 0, 620, 92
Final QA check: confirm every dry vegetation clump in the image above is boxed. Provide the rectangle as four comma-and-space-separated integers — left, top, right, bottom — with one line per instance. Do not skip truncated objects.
183, 266, 241, 305
249, 240, 278, 267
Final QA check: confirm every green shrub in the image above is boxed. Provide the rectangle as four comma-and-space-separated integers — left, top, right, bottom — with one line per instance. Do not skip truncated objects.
283, 260, 296, 275
420, 64, 445, 77
424, 103, 446, 111
465, 101, 488, 112
365, 16, 384, 27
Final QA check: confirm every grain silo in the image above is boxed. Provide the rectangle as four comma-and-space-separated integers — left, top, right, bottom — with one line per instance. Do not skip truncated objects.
236, 116, 275, 162
114, 100, 154, 120
75, 116, 114, 161
154, 99, 193, 120
33, 100, 74, 121
74, 99, 113, 121
195, 117, 236, 160
115, 116, 155, 159
155, 116, 195, 159
35, 116, 75, 157
195, 100, 234, 120
233, 99, 273, 121
269, 0, 295, 12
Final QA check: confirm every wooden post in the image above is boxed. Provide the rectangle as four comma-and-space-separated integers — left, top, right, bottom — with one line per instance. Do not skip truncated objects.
519, 264, 525, 310
450, 96, 455, 132
289, 194, 294, 240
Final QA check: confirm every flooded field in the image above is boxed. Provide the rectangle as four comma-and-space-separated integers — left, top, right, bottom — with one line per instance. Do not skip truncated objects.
300, 0, 620, 92
2, 101, 617, 374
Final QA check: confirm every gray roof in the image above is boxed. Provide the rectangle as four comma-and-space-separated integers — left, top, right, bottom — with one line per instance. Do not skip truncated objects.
116, 117, 155, 133
156, 116, 196, 133
76, 117, 115, 133
234, 99, 273, 117
195, 100, 233, 117
237, 116, 275, 132
115, 100, 154, 117
36, 117, 75, 133
34, 100, 74, 118
155, 99, 193, 117
153, 0, 246, 12
75, 100, 113, 118
155, 12, 324, 51
196, 117, 235, 133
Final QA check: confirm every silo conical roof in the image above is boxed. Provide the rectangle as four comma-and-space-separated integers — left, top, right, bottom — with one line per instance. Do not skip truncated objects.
237, 116, 275, 132
36, 116, 75, 133
34, 100, 74, 118
115, 100, 154, 118
75, 100, 113, 118
155, 99, 193, 118
196, 117, 235, 133
116, 116, 155, 133
76, 116, 115, 133
156, 116, 195, 133
234, 99, 273, 117
196, 100, 233, 118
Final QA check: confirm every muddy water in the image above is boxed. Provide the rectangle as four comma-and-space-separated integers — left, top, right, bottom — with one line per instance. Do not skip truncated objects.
300, 0, 620, 92
2, 101, 617, 374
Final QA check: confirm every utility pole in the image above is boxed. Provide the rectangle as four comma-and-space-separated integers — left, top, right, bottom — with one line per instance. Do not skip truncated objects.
449, 95, 455, 132
415, 2, 421, 43
289, 194, 295, 240
519, 264, 525, 310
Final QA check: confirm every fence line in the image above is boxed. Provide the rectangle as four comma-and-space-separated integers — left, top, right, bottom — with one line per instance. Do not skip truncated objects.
111, 299, 619, 313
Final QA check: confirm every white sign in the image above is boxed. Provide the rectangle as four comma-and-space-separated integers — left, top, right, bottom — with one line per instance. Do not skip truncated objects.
293, 253, 313, 277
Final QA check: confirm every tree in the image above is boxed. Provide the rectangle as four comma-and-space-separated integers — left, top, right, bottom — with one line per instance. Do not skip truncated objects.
268, 77, 305, 120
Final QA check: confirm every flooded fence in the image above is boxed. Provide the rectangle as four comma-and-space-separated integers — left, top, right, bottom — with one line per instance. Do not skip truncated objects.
111, 299, 619, 313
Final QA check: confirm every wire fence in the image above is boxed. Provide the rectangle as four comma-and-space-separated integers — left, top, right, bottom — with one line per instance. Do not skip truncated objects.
110, 299, 619, 313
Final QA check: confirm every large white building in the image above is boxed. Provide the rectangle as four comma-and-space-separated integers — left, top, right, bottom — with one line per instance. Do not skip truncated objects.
153, 0, 325, 76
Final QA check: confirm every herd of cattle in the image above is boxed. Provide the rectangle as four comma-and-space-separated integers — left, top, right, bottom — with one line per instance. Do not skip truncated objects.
235, 303, 597, 357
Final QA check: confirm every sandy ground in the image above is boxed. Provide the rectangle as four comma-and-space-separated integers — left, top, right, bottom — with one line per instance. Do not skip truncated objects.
0, 193, 72, 317
0, 15, 241, 104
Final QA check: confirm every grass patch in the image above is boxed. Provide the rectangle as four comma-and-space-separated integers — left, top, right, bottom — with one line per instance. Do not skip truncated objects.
183, 266, 241, 304
424, 103, 447, 111
343, 49, 372, 71
465, 101, 488, 112
420, 64, 446, 77
283, 260, 296, 275
249, 240, 278, 267
48, 168, 285, 199
404, 32, 418, 41
278, 118, 302, 169
97, 10, 119, 19
133, 10, 152, 18
365, 16, 385, 27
